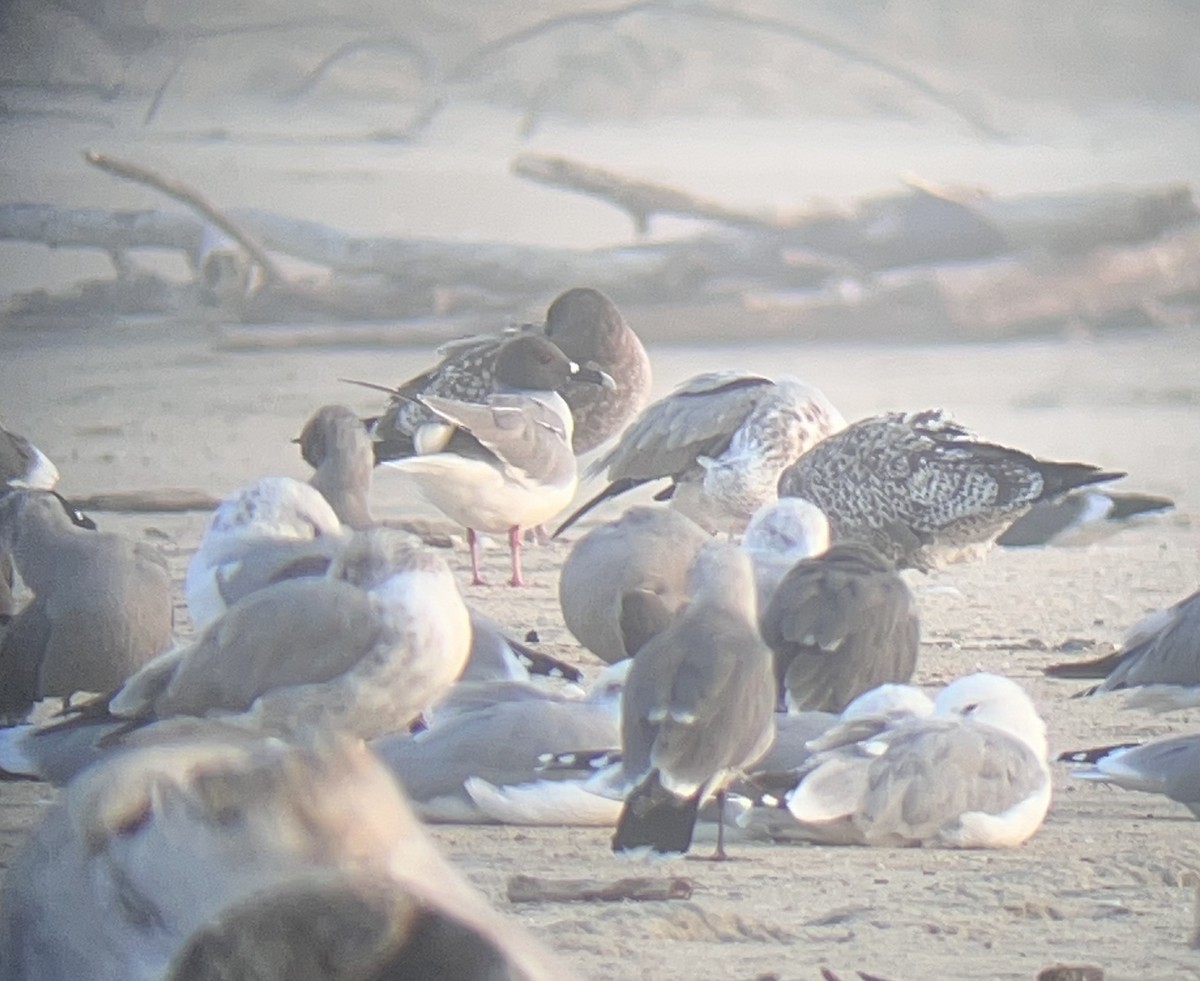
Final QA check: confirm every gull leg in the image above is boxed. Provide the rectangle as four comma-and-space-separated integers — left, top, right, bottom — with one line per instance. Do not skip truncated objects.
713, 789, 730, 861
508, 525, 524, 587
467, 528, 487, 586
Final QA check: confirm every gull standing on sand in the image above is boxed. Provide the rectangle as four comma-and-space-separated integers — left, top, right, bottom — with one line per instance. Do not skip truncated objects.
558, 505, 711, 665
370, 286, 650, 460
0, 734, 575, 981
777, 408, 1123, 571
555, 372, 845, 536
112, 529, 471, 741
755, 673, 1051, 848
380, 333, 614, 586
0, 489, 173, 724
1, 423, 61, 620
613, 542, 776, 858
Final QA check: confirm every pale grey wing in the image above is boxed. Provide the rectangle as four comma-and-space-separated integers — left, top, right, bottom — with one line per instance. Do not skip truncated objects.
587, 373, 773, 481
0, 424, 57, 488
157, 578, 381, 717
1096, 590, 1200, 691
735, 710, 839, 797
214, 538, 340, 610
721, 377, 845, 467
420, 394, 573, 483
858, 721, 1046, 843
1079, 734, 1200, 812
372, 700, 619, 805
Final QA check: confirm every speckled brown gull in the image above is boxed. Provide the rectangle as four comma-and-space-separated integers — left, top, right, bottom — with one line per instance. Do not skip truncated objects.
558, 505, 710, 665
613, 542, 776, 858
381, 333, 613, 586
371, 286, 650, 459
777, 408, 1123, 571
0, 489, 173, 724
0, 734, 576, 981
748, 673, 1050, 848
556, 372, 845, 536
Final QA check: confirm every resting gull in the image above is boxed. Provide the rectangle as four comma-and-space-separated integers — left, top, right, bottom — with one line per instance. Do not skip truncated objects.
777, 408, 1123, 571
294, 403, 375, 530
558, 505, 711, 665
371, 286, 649, 460
1, 423, 61, 620
751, 673, 1050, 848
613, 542, 776, 858
1065, 734, 1200, 817
555, 372, 845, 536
0, 733, 574, 981
0, 489, 173, 724
380, 333, 614, 586
997, 487, 1174, 547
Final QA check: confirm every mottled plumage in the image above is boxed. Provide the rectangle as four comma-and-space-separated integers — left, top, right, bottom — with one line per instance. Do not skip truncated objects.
557, 372, 845, 536
777, 409, 1123, 571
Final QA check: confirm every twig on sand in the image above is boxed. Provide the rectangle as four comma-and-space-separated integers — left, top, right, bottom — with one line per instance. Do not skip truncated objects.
506, 874, 694, 903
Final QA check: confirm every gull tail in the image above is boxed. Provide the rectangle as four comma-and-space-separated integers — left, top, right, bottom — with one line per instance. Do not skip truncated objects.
1043, 647, 1129, 679
1036, 463, 1124, 502
612, 771, 701, 856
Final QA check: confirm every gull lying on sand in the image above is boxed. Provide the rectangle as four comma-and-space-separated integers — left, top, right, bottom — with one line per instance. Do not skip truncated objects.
1064, 733, 1200, 817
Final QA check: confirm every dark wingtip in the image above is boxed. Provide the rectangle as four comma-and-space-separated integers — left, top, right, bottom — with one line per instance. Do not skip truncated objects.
552, 477, 645, 538
611, 773, 701, 855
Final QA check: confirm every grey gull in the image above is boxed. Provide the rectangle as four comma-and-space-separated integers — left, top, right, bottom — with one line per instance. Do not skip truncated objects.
1, 423, 61, 620
1066, 733, 1200, 817
294, 403, 375, 530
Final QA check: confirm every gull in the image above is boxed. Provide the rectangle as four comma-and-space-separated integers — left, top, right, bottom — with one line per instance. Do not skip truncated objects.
740, 496, 832, 611
371, 662, 626, 823
111, 528, 471, 741
556, 372, 845, 536
370, 286, 650, 460
379, 333, 614, 586
759, 540, 920, 713
1, 423, 61, 620
0, 489, 173, 724
294, 403, 375, 530
0, 733, 575, 981
613, 542, 776, 858
758, 673, 1050, 848
997, 487, 1174, 547
1065, 733, 1200, 817
777, 408, 1123, 571
558, 505, 711, 665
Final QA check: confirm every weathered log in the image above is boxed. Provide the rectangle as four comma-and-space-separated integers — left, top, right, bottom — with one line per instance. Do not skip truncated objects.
506, 874, 694, 904
72, 489, 221, 513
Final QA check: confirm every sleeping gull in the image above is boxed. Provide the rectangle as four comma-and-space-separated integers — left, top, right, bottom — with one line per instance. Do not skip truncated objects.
613, 541, 776, 858
558, 505, 711, 665
759, 540, 920, 713
0, 733, 575, 981
294, 403, 375, 530
1, 423, 61, 620
750, 673, 1050, 848
740, 496, 831, 610
777, 408, 1123, 571
380, 333, 614, 586
997, 487, 1174, 547
1065, 733, 1200, 817
371, 286, 649, 460
0, 489, 173, 724
111, 528, 471, 740
555, 372, 845, 536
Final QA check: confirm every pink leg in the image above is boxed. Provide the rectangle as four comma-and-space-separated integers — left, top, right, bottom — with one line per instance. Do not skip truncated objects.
467, 528, 486, 586
508, 525, 524, 587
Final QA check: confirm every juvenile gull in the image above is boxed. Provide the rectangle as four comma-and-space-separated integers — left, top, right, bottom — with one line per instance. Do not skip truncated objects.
0, 489, 173, 724
381, 333, 614, 586
556, 372, 846, 536
294, 403, 375, 530
1065, 733, 1200, 816
759, 541, 920, 713
777, 408, 1123, 571
558, 505, 710, 665
612, 542, 776, 858
113, 529, 471, 741
1, 423, 61, 620
754, 673, 1050, 848
371, 286, 649, 460
0, 734, 575, 981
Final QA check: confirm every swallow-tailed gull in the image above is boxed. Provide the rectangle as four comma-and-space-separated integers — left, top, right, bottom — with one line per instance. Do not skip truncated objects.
613, 542, 776, 857
0, 489, 173, 724
1065, 733, 1200, 817
381, 333, 613, 586
113, 528, 471, 740
371, 286, 649, 460
556, 372, 845, 536
558, 505, 710, 665
372, 664, 625, 823
997, 487, 1174, 547
756, 673, 1050, 848
777, 408, 1123, 571
294, 403, 375, 530
0, 734, 575, 981
759, 541, 920, 713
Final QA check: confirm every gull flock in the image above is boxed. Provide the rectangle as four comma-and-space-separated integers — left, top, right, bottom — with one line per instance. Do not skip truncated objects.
0, 284, 1191, 980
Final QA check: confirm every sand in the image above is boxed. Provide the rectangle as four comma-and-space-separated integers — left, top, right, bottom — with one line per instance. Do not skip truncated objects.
3, 91, 1200, 979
